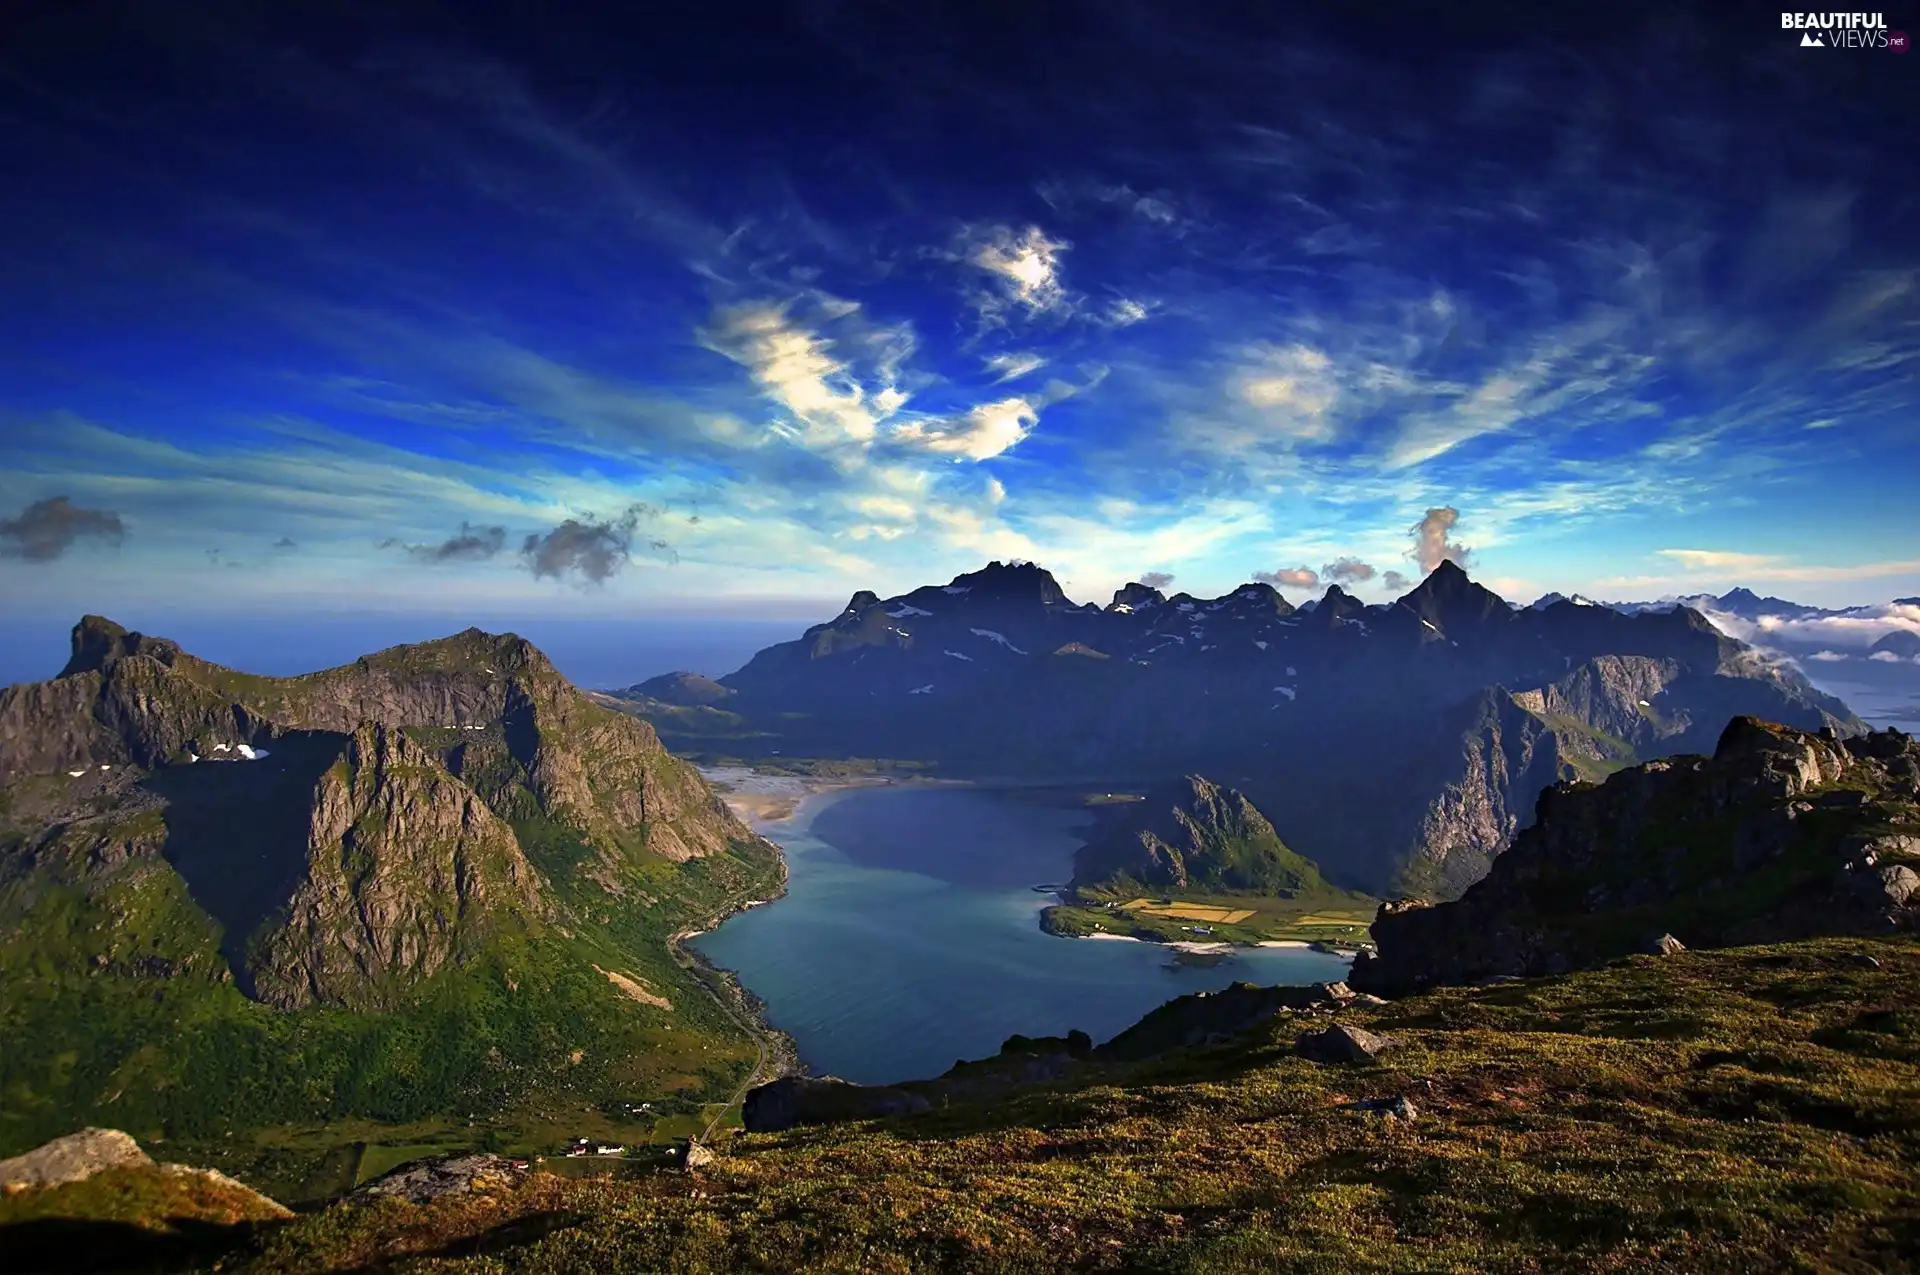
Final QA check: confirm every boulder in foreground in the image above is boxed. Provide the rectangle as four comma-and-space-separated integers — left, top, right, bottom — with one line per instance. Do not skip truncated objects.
0, 1128, 149, 1192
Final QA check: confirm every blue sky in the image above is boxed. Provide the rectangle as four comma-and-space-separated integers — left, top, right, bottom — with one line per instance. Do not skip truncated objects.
2, 0, 1918, 668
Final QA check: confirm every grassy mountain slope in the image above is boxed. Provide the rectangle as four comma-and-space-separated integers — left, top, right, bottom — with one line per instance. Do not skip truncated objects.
0, 620, 782, 1198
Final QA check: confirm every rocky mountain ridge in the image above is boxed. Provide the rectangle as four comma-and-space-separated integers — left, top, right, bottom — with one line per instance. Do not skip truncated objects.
1350, 716, 1920, 995
621, 560, 1859, 895
0, 617, 763, 1013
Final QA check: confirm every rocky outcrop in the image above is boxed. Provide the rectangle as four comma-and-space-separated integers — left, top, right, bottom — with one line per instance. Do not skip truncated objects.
1071, 775, 1328, 895
0, 619, 278, 779
1095, 981, 1333, 1061
742, 1075, 933, 1132
0, 1127, 292, 1218
0, 1127, 150, 1190
1351, 718, 1920, 996
246, 722, 543, 1010
1296, 1023, 1395, 1064
353, 1153, 529, 1203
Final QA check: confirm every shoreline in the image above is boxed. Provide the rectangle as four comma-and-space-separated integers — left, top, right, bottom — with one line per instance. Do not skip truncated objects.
1078, 933, 1319, 954
674, 765, 916, 1099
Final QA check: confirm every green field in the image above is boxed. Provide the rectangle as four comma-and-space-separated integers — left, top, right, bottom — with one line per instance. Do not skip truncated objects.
1043, 886, 1376, 946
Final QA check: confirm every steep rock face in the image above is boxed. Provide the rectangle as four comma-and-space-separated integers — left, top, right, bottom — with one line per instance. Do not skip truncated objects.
5, 620, 750, 873
0, 619, 276, 778
1395, 690, 1567, 896
236, 631, 749, 867
1071, 775, 1326, 895
247, 722, 542, 1009
1510, 655, 1680, 748
1351, 718, 1920, 996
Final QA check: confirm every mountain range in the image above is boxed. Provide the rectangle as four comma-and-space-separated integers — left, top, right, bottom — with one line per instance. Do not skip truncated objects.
616, 560, 1860, 895
0, 617, 779, 1179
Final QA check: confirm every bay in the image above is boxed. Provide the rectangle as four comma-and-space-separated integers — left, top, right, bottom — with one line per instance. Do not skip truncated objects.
691, 783, 1354, 1086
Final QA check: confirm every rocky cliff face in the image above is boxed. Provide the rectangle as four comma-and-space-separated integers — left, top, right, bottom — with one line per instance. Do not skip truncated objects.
1071, 775, 1327, 895
247, 723, 542, 1010
1350, 717, 1920, 996
0, 617, 763, 1013
1393, 689, 1568, 896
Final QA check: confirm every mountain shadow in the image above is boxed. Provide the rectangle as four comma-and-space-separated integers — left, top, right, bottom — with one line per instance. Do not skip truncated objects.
139, 730, 345, 991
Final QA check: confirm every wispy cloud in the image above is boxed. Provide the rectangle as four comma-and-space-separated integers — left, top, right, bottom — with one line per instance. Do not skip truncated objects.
381, 521, 508, 564
984, 352, 1047, 384
954, 224, 1072, 324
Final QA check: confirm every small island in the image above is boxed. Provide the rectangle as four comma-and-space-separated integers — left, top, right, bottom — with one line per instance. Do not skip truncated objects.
1039, 774, 1378, 951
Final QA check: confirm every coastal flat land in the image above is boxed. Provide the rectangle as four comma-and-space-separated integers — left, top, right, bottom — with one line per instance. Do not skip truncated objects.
1121, 898, 1258, 925
1045, 888, 1376, 946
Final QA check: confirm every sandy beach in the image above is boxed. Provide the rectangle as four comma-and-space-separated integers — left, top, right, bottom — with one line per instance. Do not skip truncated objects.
1082, 933, 1241, 955
699, 765, 894, 828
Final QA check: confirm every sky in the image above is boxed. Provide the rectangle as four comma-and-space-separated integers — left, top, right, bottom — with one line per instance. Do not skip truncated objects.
2, 0, 1918, 685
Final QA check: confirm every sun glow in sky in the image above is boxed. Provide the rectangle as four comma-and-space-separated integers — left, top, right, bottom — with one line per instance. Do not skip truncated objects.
2, 1, 1917, 666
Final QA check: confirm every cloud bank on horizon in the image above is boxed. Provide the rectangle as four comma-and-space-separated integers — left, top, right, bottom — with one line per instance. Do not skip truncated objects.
0, 0, 1916, 623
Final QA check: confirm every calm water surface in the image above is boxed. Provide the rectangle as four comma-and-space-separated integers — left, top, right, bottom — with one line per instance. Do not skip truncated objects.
691, 785, 1353, 1085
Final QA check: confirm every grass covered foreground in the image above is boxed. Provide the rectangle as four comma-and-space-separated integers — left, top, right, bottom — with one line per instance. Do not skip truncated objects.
14, 934, 1910, 1273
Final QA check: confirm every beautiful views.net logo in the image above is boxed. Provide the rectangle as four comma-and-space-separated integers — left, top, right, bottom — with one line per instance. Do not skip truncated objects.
1781, 12, 1909, 49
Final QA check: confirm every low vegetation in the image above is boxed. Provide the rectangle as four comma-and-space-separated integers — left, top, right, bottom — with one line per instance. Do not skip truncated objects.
11, 935, 1912, 1272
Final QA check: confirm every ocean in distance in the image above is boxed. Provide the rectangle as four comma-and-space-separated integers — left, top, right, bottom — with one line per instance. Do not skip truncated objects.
691, 783, 1355, 1086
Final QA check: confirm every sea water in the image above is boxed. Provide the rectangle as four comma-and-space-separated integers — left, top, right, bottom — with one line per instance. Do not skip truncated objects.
691, 784, 1353, 1085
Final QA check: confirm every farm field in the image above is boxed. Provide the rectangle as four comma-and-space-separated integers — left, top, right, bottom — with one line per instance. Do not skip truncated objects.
1043, 888, 1378, 946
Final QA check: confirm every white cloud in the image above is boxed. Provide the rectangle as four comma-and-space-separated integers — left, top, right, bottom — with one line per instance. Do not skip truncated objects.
891, 398, 1038, 461
1411, 506, 1472, 574
1657, 549, 1781, 571
1696, 603, 1920, 653
984, 352, 1047, 384
698, 300, 908, 449
1233, 345, 1341, 443
1806, 649, 1848, 661
1651, 551, 1920, 583
959, 224, 1071, 322
1101, 297, 1155, 327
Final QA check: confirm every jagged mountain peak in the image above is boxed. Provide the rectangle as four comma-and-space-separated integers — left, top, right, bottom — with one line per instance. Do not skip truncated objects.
1401, 561, 1512, 631
947, 559, 1068, 605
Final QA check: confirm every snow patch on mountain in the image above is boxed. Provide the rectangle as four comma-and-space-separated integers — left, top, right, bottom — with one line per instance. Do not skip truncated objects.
909, 684, 935, 694
970, 628, 1028, 654
945, 650, 974, 661
887, 604, 933, 618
